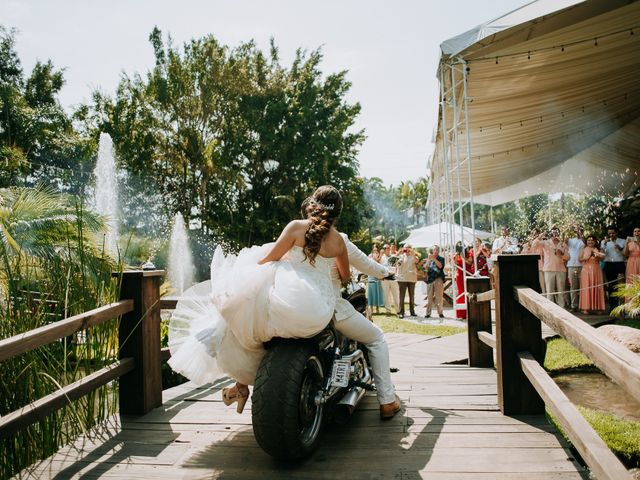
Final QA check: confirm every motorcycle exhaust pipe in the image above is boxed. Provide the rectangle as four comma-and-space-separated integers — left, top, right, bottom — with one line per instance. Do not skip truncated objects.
333, 368, 372, 424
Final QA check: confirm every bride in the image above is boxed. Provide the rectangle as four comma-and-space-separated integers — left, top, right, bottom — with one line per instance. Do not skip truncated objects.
168, 185, 350, 413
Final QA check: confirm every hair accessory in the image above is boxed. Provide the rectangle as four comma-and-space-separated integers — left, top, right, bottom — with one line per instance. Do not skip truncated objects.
310, 200, 334, 211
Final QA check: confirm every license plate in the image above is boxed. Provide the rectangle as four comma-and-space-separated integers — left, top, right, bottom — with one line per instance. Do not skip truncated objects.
330, 360, 351, 387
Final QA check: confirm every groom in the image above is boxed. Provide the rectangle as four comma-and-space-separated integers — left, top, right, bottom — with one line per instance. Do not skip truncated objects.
335, 233, 401, 419
300, 198, 400, 418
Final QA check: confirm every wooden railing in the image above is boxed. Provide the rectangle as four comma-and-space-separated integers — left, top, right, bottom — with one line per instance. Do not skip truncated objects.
466, 254, 638, 480
0, 270, 171, 438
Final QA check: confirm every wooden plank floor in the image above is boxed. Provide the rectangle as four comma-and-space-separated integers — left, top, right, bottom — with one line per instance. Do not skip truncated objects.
20, 333, 588, 479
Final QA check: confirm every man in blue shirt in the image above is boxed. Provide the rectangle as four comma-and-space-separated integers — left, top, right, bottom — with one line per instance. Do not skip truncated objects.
424, 245, 445, 319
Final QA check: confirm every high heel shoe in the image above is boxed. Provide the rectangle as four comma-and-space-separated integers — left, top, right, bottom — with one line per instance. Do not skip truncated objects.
222, 385, 249, 414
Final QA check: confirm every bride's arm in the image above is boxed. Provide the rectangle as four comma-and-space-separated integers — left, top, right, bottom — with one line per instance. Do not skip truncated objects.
258, 221, 298, 264
335, 238, 350, 282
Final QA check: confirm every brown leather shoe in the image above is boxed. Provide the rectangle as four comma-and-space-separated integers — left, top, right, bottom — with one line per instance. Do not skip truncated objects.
379, 396, 401, 420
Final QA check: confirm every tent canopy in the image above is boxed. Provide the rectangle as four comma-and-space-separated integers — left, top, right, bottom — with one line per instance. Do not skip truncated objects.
432, 0, 640, 206
401, 222, 494, 248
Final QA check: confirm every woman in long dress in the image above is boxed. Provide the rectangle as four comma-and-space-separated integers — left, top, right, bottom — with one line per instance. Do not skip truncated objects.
367, 245, 385, 314
473, 238, 489, 277
579, 235, 606, 314
624, 226, 640, 283
453, 243, 472, 320
168, 185, 350, 413
624, 226, 640, 303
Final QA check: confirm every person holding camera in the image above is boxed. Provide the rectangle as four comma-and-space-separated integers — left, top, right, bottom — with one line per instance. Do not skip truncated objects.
367, 244, 385, 314
601, 226, 626, 310
566, 225, 586, 312
396, 245, 419, 318
579, 235, 606, 314
528, 228, 547, 292
539, 227, 569, 308
381, 244, 400, 315
424, 245, 445, 318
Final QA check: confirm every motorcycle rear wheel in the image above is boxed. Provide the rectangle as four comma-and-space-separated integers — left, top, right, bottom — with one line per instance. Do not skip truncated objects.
252, 341, 325, 460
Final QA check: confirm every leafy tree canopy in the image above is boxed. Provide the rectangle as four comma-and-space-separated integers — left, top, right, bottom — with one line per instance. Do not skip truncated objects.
0, 26, 92, 193
87, 28, 366, 249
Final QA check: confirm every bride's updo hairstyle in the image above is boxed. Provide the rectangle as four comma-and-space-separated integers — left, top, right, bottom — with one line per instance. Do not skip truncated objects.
303, 185, 343, 265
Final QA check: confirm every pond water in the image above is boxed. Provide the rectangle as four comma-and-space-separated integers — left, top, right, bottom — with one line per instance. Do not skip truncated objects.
554, 371, 640, 421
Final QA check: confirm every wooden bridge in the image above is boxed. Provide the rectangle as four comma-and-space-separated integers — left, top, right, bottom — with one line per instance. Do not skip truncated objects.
2, 255, 638, 479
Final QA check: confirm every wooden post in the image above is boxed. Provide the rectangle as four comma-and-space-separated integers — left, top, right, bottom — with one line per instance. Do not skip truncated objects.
493, 255, 546, 415
467, 277, 493, 368
116, 270, 164, 415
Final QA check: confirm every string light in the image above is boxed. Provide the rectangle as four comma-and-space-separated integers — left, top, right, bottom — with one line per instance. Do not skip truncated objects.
475, 88, 640, 132
470, 23, 640, 64
473, 109, 637, 160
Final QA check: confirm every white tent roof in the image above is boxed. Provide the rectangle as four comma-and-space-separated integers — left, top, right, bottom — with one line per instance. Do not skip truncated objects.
401, 222, 494, 248
432, 0, 640, 206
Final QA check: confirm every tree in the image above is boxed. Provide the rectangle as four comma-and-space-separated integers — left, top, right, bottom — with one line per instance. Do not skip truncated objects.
89, 28, 366, 250
353, 176, 430, 252
0, 26, 92, 194
394, 177, 430, 226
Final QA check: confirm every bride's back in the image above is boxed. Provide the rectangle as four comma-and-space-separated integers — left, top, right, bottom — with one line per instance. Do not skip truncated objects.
289, 219, 343, 259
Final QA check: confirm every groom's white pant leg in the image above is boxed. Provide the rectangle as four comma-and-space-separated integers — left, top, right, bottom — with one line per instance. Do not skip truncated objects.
334, 312, 396, 404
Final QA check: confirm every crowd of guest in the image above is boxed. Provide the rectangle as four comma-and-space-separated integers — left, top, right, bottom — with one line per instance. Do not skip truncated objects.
363, 223, 640, 321
520, 224, 640, 314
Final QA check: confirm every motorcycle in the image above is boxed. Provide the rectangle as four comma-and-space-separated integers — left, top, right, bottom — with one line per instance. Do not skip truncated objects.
251, 281, 374, 460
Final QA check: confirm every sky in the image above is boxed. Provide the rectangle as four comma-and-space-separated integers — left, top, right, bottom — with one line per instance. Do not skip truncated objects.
1, 0, 530, 186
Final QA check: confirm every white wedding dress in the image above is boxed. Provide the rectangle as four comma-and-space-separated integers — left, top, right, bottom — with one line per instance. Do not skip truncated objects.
168, 244, 337, 386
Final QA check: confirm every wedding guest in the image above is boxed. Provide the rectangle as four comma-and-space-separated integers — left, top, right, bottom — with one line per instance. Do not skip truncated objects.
623, 226, 640, 300
483, 241, 495, 282
492, 226, 518, 254
539, 227, 568, 308
396, 245, 419, 318
380, 244, 400, 315
424, 245, 445, 319
566, 225, 586, 312
579, 235, 606, 314
528, 228, 546, 292
473, 238, 490, 277
601, 226, 626, 310
367, 244, 385, 314
453, 243, 473, 320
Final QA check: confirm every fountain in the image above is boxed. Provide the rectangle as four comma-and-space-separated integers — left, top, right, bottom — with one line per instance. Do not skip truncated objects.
168, 213, 195, 294
93, 133, 119, 255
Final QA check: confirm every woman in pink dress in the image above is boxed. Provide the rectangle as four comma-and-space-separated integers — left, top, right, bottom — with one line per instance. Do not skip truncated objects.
579, 235, 606, 314
623, 226, 640, 302
623, 226, 640, 283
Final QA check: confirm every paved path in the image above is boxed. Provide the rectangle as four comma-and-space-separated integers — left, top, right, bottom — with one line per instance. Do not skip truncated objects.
22, 333, 588, 479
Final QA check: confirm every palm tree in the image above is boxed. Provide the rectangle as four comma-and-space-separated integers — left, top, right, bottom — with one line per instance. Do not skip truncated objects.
0, 185, 114, 317
612, 278, 640, 319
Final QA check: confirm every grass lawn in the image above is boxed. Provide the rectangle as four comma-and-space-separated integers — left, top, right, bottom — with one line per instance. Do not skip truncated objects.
371, 313, 465, 337
544, 337, 594, 373
578, 406, 640, 467
544, 324, 640, 468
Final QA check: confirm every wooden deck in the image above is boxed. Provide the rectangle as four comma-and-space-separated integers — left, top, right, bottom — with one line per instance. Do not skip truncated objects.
21, 333, 588, 479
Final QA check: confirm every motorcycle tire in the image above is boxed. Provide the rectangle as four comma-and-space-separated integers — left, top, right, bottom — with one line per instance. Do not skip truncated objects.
252, 341, 325, 460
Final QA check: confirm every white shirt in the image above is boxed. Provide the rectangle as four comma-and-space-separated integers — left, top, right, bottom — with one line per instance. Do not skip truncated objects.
331, 233, 390, 321
601, 238, 626, 262
567, 237, 585, 267
492, 235, 518, 254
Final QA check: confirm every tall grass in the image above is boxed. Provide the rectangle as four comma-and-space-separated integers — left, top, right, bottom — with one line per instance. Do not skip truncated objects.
0, 187, 120, 479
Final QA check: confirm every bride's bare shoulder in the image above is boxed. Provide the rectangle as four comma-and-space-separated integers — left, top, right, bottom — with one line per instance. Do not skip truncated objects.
285, 219, 310, 231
